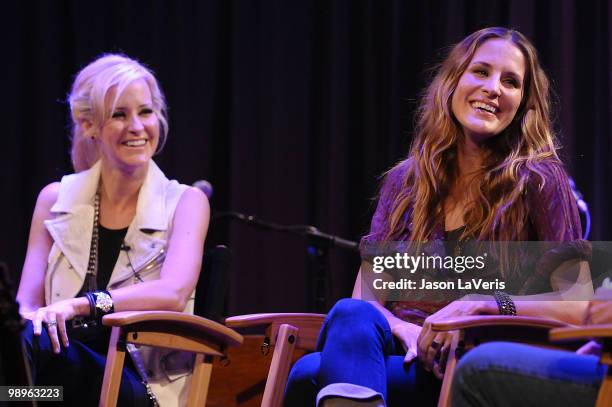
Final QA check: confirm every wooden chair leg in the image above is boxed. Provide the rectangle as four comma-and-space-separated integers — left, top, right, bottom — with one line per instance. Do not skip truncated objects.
596, 373, 612, 407
99, 327, 125, 407
262, 324, 299, 407
437, 332, 460, 407
596, 349, 612, 407
187, 354, 213, 407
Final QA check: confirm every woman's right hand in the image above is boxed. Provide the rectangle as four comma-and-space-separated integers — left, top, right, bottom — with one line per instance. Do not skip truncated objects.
391, 321, 422, 363
585, 287, 612, 325
21, 297, 90, 354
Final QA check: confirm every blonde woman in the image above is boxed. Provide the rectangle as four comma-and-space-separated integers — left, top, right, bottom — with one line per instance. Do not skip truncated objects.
16, 54, 209, 405
285, 27, 589, 406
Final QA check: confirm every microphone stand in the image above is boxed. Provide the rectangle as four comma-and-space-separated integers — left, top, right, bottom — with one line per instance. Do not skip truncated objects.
214, 211, 359, 312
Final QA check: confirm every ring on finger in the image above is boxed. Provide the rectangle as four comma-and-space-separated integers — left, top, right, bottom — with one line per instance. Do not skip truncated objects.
434, 349, 442, 364
47, 320, 58, 327
431, 341, 441, 350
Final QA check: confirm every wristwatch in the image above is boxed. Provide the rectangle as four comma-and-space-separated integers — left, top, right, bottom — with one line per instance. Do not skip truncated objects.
94, 291, 114, 314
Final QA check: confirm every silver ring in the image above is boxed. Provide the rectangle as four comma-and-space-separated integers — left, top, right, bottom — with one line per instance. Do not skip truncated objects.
47, 320, 58, 327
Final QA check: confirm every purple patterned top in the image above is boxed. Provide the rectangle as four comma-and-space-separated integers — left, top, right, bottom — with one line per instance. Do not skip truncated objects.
363, 159, 583, 324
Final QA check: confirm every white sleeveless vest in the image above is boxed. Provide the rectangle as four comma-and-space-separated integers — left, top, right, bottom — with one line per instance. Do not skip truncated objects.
44, 160, 194, 406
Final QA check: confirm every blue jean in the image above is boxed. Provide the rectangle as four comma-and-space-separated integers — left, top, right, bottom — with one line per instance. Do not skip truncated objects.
284, 298, 441, 406
452, 342, 606, 407
21, 320, 150, 406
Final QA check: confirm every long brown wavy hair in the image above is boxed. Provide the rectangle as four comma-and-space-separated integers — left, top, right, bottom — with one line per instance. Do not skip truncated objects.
385, 27, 560, 242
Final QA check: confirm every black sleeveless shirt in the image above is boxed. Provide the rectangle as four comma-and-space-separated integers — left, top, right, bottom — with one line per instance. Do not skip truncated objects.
96, 225, 128, 289
71, 225, 128, 354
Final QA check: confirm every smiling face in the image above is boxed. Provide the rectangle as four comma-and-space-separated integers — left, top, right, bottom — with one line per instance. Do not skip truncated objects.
451, 38, 526, 144
97, 79, 159, 171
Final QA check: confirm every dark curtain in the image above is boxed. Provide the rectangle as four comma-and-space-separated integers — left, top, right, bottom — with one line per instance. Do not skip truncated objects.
1, 0, 610, 315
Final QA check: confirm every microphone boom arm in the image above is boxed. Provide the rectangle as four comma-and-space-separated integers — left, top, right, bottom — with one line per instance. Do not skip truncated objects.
213, 211, 360, 252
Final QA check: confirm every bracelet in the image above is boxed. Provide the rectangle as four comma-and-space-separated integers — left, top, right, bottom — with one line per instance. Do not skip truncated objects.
493, 291, 516, 316
84, 292, 96, 320
93, 290, 114, 320
84, 290, 115, 322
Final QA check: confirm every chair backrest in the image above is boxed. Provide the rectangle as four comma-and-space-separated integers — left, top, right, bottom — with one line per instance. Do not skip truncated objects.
195, 245, 232, 323
225, 313, 326, 407
432, 316, 575, 407
100, 243, 239, 406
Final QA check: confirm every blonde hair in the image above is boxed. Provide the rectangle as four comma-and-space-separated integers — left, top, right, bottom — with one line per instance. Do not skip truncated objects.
385, 27, 559, 242
68, 54, 169, 172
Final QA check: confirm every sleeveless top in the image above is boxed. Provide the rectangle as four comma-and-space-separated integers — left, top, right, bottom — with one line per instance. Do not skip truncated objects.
44, 160, 194, 406
97, 225, 129, 290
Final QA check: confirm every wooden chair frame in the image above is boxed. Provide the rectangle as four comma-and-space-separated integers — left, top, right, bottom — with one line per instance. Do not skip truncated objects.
225, 313, 325, 407
430, 315, 572, 407
227, 313, 612, 407
101, 310, 243, 407
550, 323, 612, 407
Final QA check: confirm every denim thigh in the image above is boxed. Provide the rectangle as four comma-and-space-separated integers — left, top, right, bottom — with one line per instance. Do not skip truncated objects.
285, 298, 441, 406
452, 342, 606, 407
21, 320, 149, 406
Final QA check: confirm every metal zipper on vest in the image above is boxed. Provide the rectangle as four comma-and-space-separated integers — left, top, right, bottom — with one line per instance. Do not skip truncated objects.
133, 247, 166, 275
110, 247, 166, 288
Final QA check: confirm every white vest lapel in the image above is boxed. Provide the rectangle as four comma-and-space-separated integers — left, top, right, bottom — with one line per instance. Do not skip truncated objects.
44, 206, 93, 281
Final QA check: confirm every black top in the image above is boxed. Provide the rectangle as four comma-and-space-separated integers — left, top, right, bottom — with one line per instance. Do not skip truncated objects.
444, 225, 466, 242
97, 225, 128, 289
69, 225, 128, 354
444, 225, 468, 257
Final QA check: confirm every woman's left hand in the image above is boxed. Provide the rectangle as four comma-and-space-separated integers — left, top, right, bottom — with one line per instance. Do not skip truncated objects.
417, 295, 497, 378
21, 297, 88, 353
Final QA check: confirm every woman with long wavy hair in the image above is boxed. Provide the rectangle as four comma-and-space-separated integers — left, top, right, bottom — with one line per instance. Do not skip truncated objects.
285, 27, 591, 406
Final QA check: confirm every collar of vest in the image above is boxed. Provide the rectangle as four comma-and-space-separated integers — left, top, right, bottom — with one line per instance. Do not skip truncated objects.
44, 160, 171, 279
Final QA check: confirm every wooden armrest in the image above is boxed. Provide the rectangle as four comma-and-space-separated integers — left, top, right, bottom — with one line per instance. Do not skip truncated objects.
226, 313, 326, 350
102, 311, 243, 348
431, 315, 569, 332
550, 324, 612, 342
225, 313, 326, 329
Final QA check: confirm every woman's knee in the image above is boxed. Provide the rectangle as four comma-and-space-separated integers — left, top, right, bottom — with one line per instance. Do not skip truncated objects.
285, 353, 320, 406
456, 342, 501, 372
317, 299, 392, 353
454, 342, 506, 386
327, 298, 387, 327
453, 342, 510, 400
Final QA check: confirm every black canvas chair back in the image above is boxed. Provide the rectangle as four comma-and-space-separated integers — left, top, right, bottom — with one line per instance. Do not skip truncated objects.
195, 245, 231, 323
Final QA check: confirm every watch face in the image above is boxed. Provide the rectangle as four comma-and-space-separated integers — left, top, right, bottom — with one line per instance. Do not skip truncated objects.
95, 292, 114, 313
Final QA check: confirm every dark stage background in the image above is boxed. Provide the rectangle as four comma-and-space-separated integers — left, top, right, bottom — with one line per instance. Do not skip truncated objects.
1, 0, 610, 315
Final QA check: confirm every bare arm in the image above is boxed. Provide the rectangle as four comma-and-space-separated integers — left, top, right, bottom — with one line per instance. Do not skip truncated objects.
26, 186, 209, 353
352, 269, 407, 329
512, 258, 592, 325
16, 182, 60, 313
414, 258, 592, 376
353, 268, 421, 361
108, 187, 210, 312
352, 161, 423, 360
508, 162, 592, 324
